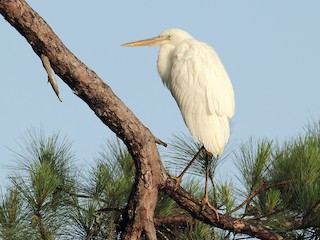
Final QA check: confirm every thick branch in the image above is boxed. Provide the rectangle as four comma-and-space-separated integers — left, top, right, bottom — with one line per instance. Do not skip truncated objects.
0, 1, 162, 239
161, 176, 284, 240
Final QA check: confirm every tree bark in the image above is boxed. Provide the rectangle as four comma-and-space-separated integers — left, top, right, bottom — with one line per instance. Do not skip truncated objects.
0, 0, 161, 239
0, 0, 284, 239
161, 177, 283, 240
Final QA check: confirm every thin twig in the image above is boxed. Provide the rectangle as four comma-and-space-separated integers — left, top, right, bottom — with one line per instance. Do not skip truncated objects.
40, 54, 62, 102
231, 181, 265, 213
231, 180, 295, 214
154, 136, 167, 147
96, 207, 124, 213
154, 215, 195, 227
249, 206, 287, 220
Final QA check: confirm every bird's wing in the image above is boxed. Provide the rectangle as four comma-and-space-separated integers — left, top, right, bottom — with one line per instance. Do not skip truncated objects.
171, 40, 235, 118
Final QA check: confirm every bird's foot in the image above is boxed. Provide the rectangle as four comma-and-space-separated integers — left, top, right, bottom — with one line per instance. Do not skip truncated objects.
173, 175, 182, 189
201, 198, 220, 222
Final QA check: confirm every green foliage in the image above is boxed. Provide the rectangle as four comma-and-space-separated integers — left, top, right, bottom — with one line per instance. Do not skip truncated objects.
175, 222, 217, 240
155, 191, 183, 217
69, 139, 135, 239
235, 122, 320, 238
87, 139, 135, 208
237, 138, 273, 193
164, 133, 220, 178
1, 122, 320, 239
216, 181, 236, 215
269, 134, 320, 234
0, 188, 33, 240
6, 130, 77, 239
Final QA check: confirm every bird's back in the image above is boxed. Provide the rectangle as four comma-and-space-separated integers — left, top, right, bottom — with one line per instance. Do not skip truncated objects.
158, 39, 235, 156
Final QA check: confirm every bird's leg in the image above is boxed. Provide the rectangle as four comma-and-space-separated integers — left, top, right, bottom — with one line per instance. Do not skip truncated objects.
201, 152, 220, 222
175, 146, 205, 186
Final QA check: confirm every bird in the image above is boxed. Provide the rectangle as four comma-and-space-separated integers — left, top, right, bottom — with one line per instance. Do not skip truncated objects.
122, 28, 235, 220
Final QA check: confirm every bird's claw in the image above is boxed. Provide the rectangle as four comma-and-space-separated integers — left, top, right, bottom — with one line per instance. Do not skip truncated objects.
201, 199, 220, 222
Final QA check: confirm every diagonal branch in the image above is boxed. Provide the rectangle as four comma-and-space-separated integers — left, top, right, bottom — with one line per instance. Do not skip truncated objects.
161, 176, 284, 240
0, 1, 161, 239
231, 180, 294, 214
231, 180, 265, 214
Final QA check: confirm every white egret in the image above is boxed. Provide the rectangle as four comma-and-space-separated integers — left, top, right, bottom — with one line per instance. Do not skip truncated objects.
122, 28, 235, 219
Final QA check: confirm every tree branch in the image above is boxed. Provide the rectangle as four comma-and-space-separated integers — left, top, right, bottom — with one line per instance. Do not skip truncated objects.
232, 180, 295, 214
0, 1, 161, 239
231, 180, 266, 213
154, 215, 195, 228
0, 1, 285, 239
161, 176, 284, 240
40, 53, 62, 102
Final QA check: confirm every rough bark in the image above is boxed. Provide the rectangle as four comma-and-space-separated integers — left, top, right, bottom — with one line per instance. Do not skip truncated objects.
0, 0, 284, 239
0, 0, 161, 239
161, 177, 283, 240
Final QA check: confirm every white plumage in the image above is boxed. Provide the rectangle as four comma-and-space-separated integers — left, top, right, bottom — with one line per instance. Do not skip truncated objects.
123, 28, 235, 157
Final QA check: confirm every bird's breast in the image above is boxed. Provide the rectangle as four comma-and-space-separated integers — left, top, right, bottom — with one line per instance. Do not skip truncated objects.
157, 45, 175, 88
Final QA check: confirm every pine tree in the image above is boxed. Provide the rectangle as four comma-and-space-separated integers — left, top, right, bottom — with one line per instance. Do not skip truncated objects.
0, 123, 319, 239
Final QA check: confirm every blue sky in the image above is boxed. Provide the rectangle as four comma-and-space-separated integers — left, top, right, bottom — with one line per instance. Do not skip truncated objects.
1, 1, 320, 190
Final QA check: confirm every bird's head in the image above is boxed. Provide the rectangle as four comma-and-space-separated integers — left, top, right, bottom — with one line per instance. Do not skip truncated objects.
122, 28, 193, 47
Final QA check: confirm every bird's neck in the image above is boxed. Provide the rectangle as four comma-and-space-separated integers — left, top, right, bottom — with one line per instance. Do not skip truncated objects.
157, 45, 175, 88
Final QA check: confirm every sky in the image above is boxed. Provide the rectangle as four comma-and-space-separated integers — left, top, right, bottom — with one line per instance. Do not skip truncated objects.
1, 1, 320, 192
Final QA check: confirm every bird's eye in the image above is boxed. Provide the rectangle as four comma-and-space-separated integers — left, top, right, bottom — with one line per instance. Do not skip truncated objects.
168, 35, 172, 39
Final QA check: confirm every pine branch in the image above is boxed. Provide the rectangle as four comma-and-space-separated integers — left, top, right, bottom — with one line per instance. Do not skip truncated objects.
231, 181, 265, 213
231, 180, 294, 214
161, 176, 284, 240
292, 218, 320, 230
154, 215, 195, 228
303, 199, 320, 221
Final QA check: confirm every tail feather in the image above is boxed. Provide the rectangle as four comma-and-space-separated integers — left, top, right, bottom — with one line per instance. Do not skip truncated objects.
185, 114, 230, 157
